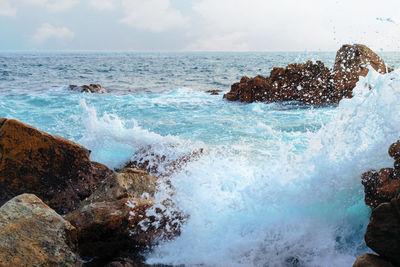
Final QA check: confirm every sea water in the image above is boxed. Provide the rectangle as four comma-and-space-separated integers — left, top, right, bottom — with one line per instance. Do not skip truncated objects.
1, 52, 400, 266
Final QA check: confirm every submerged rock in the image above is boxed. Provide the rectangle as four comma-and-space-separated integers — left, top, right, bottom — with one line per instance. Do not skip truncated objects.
365, 198, 400, 266
0, 118, 112, 214
68, 84, 107, 93
224, 44, 391, 105
0, 194, 82, 266
353, 254, 394, 267
206, 89, 222, 95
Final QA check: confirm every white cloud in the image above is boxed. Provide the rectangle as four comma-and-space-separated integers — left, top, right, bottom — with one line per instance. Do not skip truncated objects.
0, 0, 17, 17
88, 0, 116, 10
119, 0, 188, 32
32, 23, 75, 43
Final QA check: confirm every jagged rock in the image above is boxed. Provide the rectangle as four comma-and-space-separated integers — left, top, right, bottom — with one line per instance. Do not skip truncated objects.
68, 84, 107, 93
125, 147, 204, 177
332, 44, 388, 100
66, 168, 184, 265
361, 169, 400, 208
224, 44, 391, 105
80, 168, 158, 206
365, 198, 400, 266
224, 61, 333, 104
353, 254, 394, 267
0, 194, 82, 266
0, 118, 112, 214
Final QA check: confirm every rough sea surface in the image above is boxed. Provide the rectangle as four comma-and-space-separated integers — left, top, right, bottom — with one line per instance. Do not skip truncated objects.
1, 52, 400, 266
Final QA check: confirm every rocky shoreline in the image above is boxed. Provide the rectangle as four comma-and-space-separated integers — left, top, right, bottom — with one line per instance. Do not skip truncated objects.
0, 118, 183, 266
0, 44, 398, 266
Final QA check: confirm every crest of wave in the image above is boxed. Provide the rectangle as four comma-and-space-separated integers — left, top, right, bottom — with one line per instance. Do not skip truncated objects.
146, 68, 400, 267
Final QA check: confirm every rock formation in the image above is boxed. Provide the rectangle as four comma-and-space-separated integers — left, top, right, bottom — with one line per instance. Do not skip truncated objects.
0, 118, 112, 214
66, 168, 184, 265
0, 194, 82, 266
224, 44, 392, 105
356, 139, 400, 266
68, 84, 107, 93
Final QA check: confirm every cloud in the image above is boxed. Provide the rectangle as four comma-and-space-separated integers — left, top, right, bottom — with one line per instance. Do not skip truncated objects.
32, 23, 75, 43
88, 0, 116, 10
0, 0, 17, 17
119, 0, 188, 32
24, 0, 79, 12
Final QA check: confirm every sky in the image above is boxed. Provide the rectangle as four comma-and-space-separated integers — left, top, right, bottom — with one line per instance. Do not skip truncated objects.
1, 0, 400, 51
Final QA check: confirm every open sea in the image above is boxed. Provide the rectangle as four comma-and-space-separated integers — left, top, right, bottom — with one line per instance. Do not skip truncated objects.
1, 51, 400, 266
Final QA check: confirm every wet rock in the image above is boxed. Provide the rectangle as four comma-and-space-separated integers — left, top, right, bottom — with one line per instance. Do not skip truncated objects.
0, 118, 112, 214
223, 61, 333, 104
225, 44, 391, 105
80, 168, 159, 206
332, 44, 388, 100
265, 61, 333, 104
68, 84, 107, 93
206, 89, 222, 95
66, 168, 184, 265
365, 198, 400, 266
353, 254, 394, 267
125, 147, 204, 177
361, 168, 400, 208
0, 194, 82, 266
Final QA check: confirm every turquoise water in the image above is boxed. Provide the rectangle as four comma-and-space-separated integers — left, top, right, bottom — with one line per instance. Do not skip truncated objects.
1, 52, 400, 266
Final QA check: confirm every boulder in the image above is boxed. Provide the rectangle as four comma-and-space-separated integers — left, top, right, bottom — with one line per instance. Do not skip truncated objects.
68, 84, 106, 93
353, 254, 394, 267
206, 89, 222, 95
0, 118, 112, 214
332, 44, 388, 100
0, 194, 82, 266
66, 168, 184, 264
365, 198, 400, 266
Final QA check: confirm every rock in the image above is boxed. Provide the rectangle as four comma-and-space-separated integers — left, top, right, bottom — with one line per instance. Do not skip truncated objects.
125, 147, 204, 177
0, 118, 112, 214
0, 194, 82, 266
388, 140, 400, 160
223, 61, 333, 104
332, 44, 388, 100
206, 89, 222, 95
80, 168, 159, 206
68, 84, 106, 93
353, 254, 394, 267
365, 198, 400, 266
66, 168, 184, 264
361, 168, 400, 208
265, 61, 333, 104
224, 44, 392, 105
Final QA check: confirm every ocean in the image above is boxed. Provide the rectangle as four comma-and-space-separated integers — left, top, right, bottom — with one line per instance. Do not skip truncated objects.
1, 51, 400, 266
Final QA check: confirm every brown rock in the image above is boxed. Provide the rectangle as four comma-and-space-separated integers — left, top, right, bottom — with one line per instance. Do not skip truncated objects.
125, 147, 203, 177
365, 198, 400, 265
68, 84, 106, 93
0, 118, 112, 214
223, 61, 332, 104
388, 140, 400, 160
332, 44, 388, 100
66, 168, 184, 264
0, 194, 82, 266
353, 254, 394, 267
361, 168, 400, 208
206, 89, 222, 95
80, 168, 159, 206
